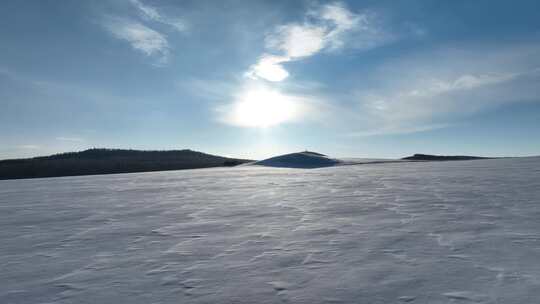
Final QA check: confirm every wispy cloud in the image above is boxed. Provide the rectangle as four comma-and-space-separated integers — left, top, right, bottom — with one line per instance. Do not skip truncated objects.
129, 0, 187, 32
402, 73, 517, 99
342, 44, 540, 136
247, 2, 388, 82
100, 0, 188, 66
267, 2, 367, 58
103, 18, 169, 64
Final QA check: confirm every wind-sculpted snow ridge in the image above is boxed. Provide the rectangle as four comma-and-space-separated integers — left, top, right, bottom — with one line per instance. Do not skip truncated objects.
252, 151, 341, 168
1, 157, 540, 303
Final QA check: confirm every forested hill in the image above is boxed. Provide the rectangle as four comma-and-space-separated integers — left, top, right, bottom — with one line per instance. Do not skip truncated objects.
0, 148, 252, 180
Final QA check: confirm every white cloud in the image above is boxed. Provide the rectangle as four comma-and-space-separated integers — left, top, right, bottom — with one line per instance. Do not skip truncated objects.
320, 2, 359, 31
399, 73, 518, 100
130, 0, 160, 20
451, 73, 517, 90
266, 2, 363, 59
104, 18, 169, 61
267, 24, 327, 58
247, 2, 386, 82
130, 0, 187, 32
101, 0, 187, 65
245, 55, 290, 82
318, 2, 365, 49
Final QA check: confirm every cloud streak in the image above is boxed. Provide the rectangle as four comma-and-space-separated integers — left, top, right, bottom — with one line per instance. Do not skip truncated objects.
101, 0, 188, 65
103, 18, 169, 63
129, 0, 187, 32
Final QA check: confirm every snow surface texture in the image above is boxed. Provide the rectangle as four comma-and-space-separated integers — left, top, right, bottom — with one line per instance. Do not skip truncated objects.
1, 157, 540, 303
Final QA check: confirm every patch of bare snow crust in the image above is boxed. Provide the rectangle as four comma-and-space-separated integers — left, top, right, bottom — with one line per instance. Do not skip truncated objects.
1, 157, 540, 303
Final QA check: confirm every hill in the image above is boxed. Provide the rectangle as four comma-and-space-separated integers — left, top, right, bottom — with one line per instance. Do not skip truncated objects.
252, 151, 340, 168
0, 148, 251, 180
402, 153, 491, 161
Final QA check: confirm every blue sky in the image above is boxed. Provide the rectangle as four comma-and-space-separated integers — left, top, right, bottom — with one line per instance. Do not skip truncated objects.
1, 0, 539, 160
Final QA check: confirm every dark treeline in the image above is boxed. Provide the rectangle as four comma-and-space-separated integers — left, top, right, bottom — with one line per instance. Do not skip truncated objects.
402, 154, 491, 161
0, 148, 252, 180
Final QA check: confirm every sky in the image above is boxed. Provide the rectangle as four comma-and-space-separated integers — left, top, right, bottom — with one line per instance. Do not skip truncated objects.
1, 0, 539, 160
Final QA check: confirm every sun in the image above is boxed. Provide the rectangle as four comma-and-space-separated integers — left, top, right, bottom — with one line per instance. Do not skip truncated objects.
228, 87, 299, 128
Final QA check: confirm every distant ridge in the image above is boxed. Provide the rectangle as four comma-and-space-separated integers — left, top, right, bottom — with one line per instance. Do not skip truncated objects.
402, 153, 491, 161
252, 151, 340, 169
0, 148, 251, 180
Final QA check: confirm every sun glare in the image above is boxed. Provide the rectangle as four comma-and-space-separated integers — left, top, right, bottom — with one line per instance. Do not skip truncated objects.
229, 87, 299, 128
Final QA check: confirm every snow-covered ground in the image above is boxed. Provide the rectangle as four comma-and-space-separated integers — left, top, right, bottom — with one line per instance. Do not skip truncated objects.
1, 157, 540, 303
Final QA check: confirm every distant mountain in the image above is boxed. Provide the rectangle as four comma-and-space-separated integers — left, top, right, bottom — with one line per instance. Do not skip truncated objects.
402, 154, 491, 161
0, 148, 252, 180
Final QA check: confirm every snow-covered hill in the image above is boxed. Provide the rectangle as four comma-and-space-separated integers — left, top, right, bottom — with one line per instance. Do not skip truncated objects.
249, 151, 407, 168
251, 151, 341, 168
1, 157, 539, 303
